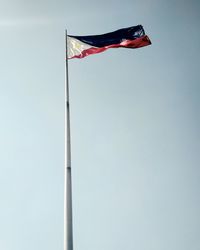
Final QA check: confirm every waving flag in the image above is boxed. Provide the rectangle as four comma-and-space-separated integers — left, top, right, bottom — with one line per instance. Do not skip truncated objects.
67, 25, 151, 59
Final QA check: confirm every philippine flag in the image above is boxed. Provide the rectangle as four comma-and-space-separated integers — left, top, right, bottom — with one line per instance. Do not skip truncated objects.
67, 25, 151, 59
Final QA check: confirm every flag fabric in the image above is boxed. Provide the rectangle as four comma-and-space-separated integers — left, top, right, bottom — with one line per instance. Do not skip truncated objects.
67, 25, 151, 59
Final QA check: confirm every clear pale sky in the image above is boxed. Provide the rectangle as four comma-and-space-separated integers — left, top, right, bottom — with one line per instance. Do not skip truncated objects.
0, 0, 199, 250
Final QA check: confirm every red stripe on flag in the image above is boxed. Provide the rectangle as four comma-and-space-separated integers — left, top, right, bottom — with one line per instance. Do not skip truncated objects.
69, 35, 151, 59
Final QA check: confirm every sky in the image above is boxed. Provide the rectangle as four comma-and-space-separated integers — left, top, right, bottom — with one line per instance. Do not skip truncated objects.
0, 0, 200, 250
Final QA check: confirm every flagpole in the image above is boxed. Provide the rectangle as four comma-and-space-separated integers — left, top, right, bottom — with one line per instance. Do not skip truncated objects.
64, 30, 73, 250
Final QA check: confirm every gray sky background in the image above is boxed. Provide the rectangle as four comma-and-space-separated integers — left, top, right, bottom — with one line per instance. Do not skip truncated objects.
0, 0, 199, 250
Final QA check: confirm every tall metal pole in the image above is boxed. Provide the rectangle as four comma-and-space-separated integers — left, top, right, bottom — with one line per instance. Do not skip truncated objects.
64, 30, 73, 250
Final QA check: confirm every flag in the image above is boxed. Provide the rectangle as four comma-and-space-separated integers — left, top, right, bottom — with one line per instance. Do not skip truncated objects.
67, 25, 151, 59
